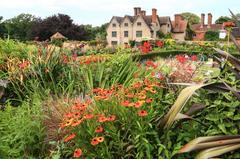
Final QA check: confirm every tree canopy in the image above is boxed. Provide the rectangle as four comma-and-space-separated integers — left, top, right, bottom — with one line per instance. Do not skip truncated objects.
181, 12, 200, 25
0, 13, 107, 41
4, 14, 38, 41
215, 16, 232, 24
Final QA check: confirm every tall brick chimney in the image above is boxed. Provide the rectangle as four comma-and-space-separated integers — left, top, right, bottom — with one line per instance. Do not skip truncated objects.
207, 13, 212, 28
175, 14, 183, 26
141, 10, 146, 16
134, 7, 138, 16
201, 13, 205, 28
152, 8, 157, 23
136, 7, 141, 15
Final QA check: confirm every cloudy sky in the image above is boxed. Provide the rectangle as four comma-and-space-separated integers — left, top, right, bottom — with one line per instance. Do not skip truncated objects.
1, 0, 240, 26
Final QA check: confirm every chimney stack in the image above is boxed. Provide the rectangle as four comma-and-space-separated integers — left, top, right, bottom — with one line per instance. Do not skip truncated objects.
137, 7, 141, 15
134, 7, 138, 16
141, 10, 146, 16
207, 13, 212, 28
201, 13, 205, 28
175, 14, 183, 26
152, 8, 157, 23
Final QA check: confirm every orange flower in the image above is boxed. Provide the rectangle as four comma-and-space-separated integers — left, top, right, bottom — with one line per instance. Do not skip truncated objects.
107, 115, 116, 121
91, 137, 99, 146
138, 110, 148, 117
146, 98, 153, 103
71, 120, 82, 127
134, 100, 145, 108
126, 93, 134, 98
144, 86, 152, 91
97, 137, 104, 143
121, 100, 132, 107
149, 89, 157, 94
98, 116, 108, 123
62, 118, 74, 127
64, 133, 76, 142
64, 113, 73, 119
137, 93, 146, 100
84, 114, 94, 119
73, 112, 81, 118
73, 148, 82, 158
95, 126, 104, 133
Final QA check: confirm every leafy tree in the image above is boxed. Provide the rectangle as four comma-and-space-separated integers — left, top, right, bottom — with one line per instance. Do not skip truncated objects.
4, 14, 38, 41
181, 12, 200, 25
30, 14, 91, 41
215, 16, 232, 24
205, 30, 219, 41
0, 16, 6, 38
93, 23, 108, 40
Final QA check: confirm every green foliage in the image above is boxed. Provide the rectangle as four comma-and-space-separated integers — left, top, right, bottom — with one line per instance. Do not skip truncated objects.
205, 30, 219, 41
0, 95, 45, 158
4, 13, 38, 41
157, 31, 172, 39
181, 12, 200, 25
215, 16, 232, 24
51, 39, 64, 47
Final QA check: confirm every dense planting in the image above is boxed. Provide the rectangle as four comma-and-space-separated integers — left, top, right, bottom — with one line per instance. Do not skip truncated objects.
0, 38, 240, 159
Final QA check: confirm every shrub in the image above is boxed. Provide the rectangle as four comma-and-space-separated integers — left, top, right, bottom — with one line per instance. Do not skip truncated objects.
204, 30, 219, 41
0, 95, 45, 158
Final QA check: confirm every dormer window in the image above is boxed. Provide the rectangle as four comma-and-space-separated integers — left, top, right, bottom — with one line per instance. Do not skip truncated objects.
112, 23, 116, 27
137, 22, 141, 26
124, 23, 128, 27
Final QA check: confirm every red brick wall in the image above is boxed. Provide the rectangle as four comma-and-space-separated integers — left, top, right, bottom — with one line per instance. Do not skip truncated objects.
193, 32, 205, 41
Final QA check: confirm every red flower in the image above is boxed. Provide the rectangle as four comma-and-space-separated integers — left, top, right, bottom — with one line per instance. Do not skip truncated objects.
139, 41, 152, 53
64, 133, 76, 142
156, 40, 164, 47
73, 148, 82, 158
138, 110, 148, 117
176, 55, 187, 63
19, 60, 30, 69
95, 126, 104, 133
191, 55, 198, 61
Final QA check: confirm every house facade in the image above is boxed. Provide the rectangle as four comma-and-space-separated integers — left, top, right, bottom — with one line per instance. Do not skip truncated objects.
191, 13, 223, 41
106, 7, 175, 46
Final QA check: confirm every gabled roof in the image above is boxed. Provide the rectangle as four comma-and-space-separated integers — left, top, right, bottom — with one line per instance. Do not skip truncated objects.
191, 24, 223, 32
114, 16, 124, 23
107, 14, 169, 31
172, 20, 188, 33
50, 32, 66, 40
158, 16, 171, 24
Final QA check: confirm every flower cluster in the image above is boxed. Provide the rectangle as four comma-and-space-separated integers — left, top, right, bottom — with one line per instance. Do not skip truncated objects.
176, 54, 198, 63
79, 54, 107, 65
156, 40, 164, 48
139, 41, 152, 54
19, 60, 30, 69
60, 98, 116, 158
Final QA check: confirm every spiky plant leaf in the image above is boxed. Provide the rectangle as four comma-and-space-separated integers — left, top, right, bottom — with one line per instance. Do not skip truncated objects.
195, 144, 240, 159
179, 135, 240, 153
159, 84, 207, 130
